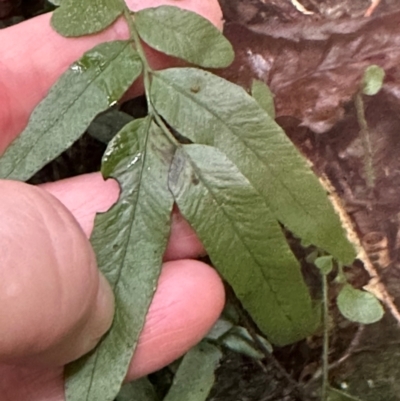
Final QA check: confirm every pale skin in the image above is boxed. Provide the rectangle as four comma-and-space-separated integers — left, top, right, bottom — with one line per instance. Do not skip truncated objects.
0, 1, 225, 399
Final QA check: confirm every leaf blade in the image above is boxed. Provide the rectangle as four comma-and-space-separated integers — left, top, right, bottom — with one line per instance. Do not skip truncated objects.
51, 0, 123, 37
163, 342, 222, 401
169, 144, 318, 345
337, 284, 384, 324
116, 378, 160, 401
152, 68, 356, 264
135, 6, 234, 68
0, 41, 141, 182
65, 118, 175, 401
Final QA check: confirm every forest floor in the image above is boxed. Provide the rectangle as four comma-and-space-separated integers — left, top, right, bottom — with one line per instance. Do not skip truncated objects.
213, 1, 400, 400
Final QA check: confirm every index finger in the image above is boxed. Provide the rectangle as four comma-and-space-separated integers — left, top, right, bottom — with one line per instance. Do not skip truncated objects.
0, 0, 223, 153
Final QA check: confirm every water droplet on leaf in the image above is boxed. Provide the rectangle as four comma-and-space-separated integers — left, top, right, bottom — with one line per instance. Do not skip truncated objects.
127, 153, 142, 169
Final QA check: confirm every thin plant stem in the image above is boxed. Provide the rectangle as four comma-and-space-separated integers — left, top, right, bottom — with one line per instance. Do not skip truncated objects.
321, 273, 329, 401
151, 106, 183, 146
308, 324, 364, 383
123, 7, 152, 103
355, 93, 375, 188
121, 6, 181, 147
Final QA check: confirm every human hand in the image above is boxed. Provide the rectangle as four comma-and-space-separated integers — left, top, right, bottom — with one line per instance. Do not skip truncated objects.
0, 1, 225, 400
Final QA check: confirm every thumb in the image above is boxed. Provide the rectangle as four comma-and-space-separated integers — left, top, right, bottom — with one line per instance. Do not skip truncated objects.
0, 180, 114, 367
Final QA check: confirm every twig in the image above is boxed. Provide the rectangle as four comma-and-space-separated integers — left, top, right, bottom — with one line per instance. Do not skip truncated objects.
329, 325, 364, 369
309, 325, 365, 384
289, 0, 314, 15
364, 0, 381, 17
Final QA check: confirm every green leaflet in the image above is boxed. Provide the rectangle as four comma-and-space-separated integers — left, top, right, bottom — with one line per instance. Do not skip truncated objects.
152, 68, 355, 265
116, 378, 159, 401
251, 79, 275, 119
362, 65, 385, 96
51, 0, 123, 37
337, 284, 384, 325
0, 41, 141, 182
65, 118, 175, 401
221, 326, 273, 359
163, 342, 222, 401
315, 255, 334, 275
135, 6, 234, 68
221, 333, 264, 360
205, 318, 234, 341
169, 144, 318, 345
206, 319, 273, 358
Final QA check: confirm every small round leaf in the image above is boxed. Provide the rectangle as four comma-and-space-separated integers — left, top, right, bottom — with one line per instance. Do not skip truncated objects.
315, 255, 333, 275
362, 65, 385, 96
337, 284, 384, 324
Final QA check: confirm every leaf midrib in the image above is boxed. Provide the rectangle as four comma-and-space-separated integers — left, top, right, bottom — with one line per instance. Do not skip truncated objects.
85, 119, 151, 400
183, 148, 299, 328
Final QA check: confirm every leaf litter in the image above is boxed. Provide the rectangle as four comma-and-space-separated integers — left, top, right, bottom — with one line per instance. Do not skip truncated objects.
209, 1, 400, 400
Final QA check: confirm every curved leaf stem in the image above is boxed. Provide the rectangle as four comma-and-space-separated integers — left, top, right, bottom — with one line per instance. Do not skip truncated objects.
122, 6, 180, 147
123, 7, 152, 98
355, 93, 375, 189
151, 108, 182, 147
